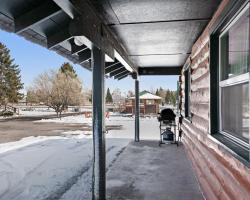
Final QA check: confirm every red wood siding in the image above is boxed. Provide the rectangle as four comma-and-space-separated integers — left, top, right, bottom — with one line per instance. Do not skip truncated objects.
180, 0, 250, 199
125, 99, 160, 114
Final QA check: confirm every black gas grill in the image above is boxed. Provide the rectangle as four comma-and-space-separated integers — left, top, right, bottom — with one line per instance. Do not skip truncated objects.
158, 108, 180, 146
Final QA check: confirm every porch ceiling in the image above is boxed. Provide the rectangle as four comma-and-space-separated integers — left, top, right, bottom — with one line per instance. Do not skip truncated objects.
92, 0, 222, 68
0, 0, 222, 77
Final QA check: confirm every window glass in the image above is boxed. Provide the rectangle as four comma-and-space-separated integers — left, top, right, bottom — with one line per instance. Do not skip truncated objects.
221, 82, 249, 142
220, 8, 249, 80
219, 5, 249, 145
185, 69, 191, 118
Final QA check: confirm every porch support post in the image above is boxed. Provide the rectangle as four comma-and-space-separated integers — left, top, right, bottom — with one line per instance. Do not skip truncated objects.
92, 45, 106, 200
135, 78, 140, 142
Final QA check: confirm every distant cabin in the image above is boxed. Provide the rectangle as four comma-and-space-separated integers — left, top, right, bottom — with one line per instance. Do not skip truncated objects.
125, 91, 162, 115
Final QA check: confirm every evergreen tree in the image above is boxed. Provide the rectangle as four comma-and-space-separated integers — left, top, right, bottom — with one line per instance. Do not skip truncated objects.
158, 87, 166, 104
106, 88, 113, 103
60, 62, 77, 77
165, 89, 171, 104
170, 91, 177, 107
155, 89, 159, 96
88, 90, 92, 103
0, 43, 23, 109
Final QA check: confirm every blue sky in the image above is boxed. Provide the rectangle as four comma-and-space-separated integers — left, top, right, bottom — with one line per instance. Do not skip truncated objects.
0, 30, 178, 93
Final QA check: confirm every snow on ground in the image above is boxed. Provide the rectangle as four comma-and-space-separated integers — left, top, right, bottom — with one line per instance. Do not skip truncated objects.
19, 110, 57, 116
0, 132, 93, 155
37, 114, 159, 140
0, 115, 160, 199
0, 136, 64, 154
37, 115, 92, 124
0, 107, 91, 118
0, 110, 67, 119
18, 107, 92, 117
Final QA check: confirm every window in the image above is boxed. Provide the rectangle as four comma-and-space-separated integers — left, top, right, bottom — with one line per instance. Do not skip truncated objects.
184, 68, 191, 119
219, 4, 249, 149
146, 99, 154, 105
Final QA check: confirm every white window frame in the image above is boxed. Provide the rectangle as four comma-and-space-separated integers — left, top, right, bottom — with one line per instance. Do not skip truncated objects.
218, 3, 250, 149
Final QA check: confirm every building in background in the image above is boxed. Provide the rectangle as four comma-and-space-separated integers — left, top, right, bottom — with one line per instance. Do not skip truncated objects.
125, 90, 161, 115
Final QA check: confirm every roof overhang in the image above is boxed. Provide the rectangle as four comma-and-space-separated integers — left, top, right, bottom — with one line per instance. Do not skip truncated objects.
0, 0, 136, 80
0, 0, 222, 77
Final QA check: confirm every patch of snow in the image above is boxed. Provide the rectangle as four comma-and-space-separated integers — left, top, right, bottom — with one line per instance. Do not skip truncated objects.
61, 130, 92, 138
19, 110, 56, 116
0, 115, 160, 199
0, 136, 64, 154
0, 136, 131, 200
0, 131, 95, 155
37, 115, 92, 124
0, 137, 93, 200
36, 114, 156, 125
0, 115, 18, 119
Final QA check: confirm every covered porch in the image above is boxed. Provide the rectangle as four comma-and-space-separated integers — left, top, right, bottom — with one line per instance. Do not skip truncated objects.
0, 0, 249, 199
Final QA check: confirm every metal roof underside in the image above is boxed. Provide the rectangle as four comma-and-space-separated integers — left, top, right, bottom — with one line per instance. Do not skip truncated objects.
0, 0, 131, 80
0, 0, 86, 68
0, 0, 222, 77
92, 0, 222, 69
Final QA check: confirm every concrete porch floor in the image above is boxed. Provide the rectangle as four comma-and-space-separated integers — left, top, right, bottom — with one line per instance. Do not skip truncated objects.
107, 140, 204, 200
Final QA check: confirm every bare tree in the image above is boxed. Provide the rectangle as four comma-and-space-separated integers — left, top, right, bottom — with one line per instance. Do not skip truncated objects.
31, 70, 83, 118
26, 87, 39, 105
126, 90, 134, 98
112, 88, 125, 105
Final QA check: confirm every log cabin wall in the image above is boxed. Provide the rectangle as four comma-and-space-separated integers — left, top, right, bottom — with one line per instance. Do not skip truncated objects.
180, 0, 250, 199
